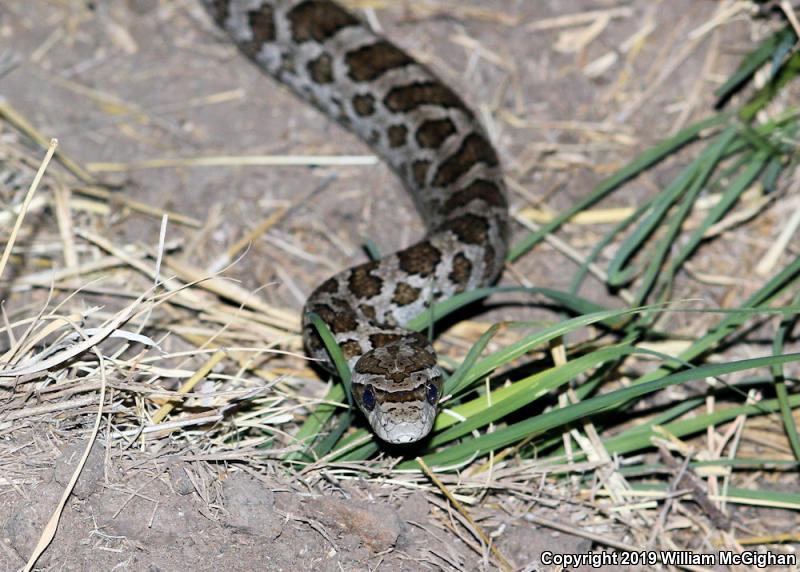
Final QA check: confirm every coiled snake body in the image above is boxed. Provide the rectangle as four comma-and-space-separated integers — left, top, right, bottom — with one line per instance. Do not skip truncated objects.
204, 0, 510, 443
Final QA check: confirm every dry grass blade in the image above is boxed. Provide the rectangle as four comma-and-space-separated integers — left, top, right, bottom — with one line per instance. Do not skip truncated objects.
0, 288, 152, 378
0, 99, 94, 183
755, 201, 800, 275
525, 6, 632, 30
23, 347, 108, 572
150, 349, 226, 424
780, 0, 800, 37
86, 154, 378, 172
74, 185, 202, 228
416, 457, 514, 572
0, 139, 57, 280
729, 532, 800, 545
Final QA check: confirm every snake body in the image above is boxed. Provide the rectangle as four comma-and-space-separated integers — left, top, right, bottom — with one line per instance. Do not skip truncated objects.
204, 0, 510, 443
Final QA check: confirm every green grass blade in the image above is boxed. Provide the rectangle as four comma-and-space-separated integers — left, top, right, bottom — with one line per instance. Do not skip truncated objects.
601, 393, 800, 458
761, 155, 785, 192
772, 289, 800, 460
405, 285, 608, 333
633, 254, 800, 388
624, 127, 739, 301
605, 153, 703, 286
443, 323, 501, 396
399, 352, 800, 470
546, 396, 708, 461
627, 483, 800, 510
283, 383, 347, 462
615, 458, 799, 477
507, 114, 729, 263
335, 439, 379, 462
568, 193, 658, 294
655, 150, 769, 300
454, 307, 648, 393
714, 26, 796, 102
312, 410, 354, 459
308, 312, 352, 393
285, 313, 354, 460
363, 238, 381, 261
429, 345, 639, 446
741, 51, 800, 121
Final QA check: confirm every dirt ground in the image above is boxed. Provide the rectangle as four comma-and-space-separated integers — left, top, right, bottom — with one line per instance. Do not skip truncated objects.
1, 1, 798, 571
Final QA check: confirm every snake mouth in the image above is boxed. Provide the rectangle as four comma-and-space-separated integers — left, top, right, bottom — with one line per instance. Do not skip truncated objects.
373, 419, 434, 444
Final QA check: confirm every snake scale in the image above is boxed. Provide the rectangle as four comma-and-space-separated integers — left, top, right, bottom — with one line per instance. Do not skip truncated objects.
204, 0, 510, 443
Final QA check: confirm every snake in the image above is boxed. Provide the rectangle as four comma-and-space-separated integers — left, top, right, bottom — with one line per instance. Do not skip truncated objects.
203, 0, 510, 444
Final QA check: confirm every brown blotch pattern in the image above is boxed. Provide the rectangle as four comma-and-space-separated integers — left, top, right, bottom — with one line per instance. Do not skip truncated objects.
411, 160, 429, 187
345, 40, 412, 82
397, 242, 442, 277
391, 282, 421, 306
354, 333, 437, 380
311, 301, 358, 334
356, 361, 425, 386
448, 252, 473, 287
387, 124, 408, 148
352, 93, 376, 117
356, 364, 412, 386
308, 53, 334, 83
406, 334, 437, 363
348, 262, 383, 298
359, 304, 377, 321
368, 332, 403, 348
415, 118, 456, 149
405, 331, 432, 350
438, 213, 489, 245
384, 81, 465, 113
339, 339, 364, 360
444, 179, 507, 212
287, 0, 358, 43
353, 353, 387, 376
433, 133, 498, 188
241, 6, 276, 56
316, 277, 339, 295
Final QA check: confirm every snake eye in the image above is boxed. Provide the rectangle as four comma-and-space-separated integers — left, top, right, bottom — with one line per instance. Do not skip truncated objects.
426, 383, 438, 405
362, 384, 376, 411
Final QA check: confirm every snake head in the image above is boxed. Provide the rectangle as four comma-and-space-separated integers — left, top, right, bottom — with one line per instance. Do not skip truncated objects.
351, 335, 443, 444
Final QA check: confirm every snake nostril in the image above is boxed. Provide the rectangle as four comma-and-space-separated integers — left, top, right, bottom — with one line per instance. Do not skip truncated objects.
426, 383, 438, 405
362, 384, 376, 411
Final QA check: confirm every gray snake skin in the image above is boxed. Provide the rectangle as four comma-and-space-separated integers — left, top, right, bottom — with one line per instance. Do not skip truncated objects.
204, 0, 510, 443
